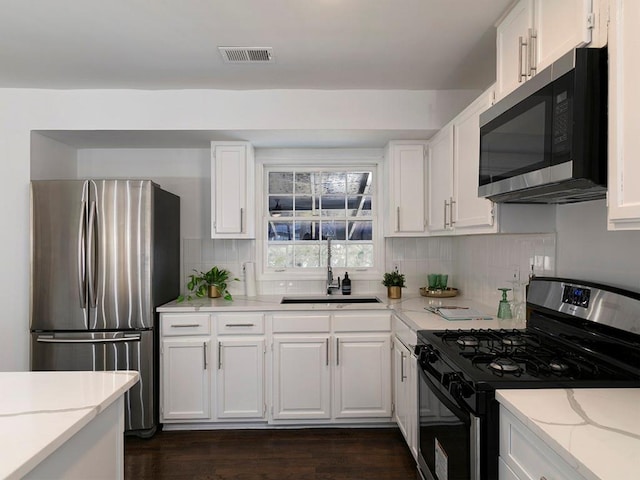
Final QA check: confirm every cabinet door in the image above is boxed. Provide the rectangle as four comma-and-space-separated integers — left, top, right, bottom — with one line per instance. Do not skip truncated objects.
496, 0, 534, 100
216, 337, 265, 420
334, 334, 391, 418
393, 337, 410, 444
272, 335, 331, 420
608, 0, 640, 230
211, 142, 255, 238
453, 90, 496, 232
406, 349, 418, 459
388, 143, 427, 235
535, 0, 593, 73
426, 126, 454, 234
161, 338, 210, 420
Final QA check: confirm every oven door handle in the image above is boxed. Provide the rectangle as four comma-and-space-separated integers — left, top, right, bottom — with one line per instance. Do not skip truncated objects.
420, 366, 474, 420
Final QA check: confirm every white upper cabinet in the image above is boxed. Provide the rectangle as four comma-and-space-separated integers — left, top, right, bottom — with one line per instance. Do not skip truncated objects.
608, 0, 640, 229
427, 89, 497, 235
426, 126, 454, 233
534, 0, 594, 72
211, 141, 255, 238
385, 142, 428, 236
453, 89, 496, 232
496, 0, 535, 100
496, 0, 594, 100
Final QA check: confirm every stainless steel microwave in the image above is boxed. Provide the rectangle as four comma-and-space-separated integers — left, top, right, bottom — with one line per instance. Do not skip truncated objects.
479, 47, 607, 204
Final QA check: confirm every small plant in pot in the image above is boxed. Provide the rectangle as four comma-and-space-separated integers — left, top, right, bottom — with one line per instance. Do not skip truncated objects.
382, 267, 406, 299
178, 266, 239, 302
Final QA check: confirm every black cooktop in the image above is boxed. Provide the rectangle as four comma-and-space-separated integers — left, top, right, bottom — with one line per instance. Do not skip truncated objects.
418, 328, 640, 385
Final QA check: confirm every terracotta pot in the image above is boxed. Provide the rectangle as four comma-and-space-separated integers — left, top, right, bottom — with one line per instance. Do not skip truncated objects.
387, 286, 402, 299
208, 286, 221, 298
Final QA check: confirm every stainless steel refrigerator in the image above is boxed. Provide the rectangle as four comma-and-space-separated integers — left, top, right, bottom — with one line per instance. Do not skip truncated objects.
30, 179, 180, 437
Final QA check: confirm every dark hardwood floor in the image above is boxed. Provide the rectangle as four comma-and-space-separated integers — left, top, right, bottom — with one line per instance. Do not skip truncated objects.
125, 427, 416, 479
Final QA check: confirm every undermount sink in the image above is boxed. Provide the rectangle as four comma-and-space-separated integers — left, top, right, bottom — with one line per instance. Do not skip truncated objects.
280, 296, 382, 305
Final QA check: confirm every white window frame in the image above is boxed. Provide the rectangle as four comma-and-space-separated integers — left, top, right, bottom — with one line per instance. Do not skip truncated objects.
255, 148, 384, 282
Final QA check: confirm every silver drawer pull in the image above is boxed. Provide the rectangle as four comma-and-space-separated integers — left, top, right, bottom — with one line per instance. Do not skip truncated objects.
171, 324, 201, 328
225, 323, 255, 327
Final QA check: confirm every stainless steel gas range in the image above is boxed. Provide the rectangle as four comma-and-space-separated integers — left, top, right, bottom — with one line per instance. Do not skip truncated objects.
415, 277, 640, 480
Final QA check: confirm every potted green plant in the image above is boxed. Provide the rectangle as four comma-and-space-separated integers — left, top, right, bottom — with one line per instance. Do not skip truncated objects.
382, 267, 406, 299
178, 266, 239, 302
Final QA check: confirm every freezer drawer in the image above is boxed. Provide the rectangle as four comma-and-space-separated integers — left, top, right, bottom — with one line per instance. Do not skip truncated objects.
31, 330, 156, 435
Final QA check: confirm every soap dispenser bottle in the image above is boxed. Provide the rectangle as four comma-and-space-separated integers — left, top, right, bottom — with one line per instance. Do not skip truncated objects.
342, 272, 351, 295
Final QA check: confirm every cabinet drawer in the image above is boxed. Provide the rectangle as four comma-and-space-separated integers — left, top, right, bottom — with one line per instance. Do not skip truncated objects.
333, 313, 391, 332
216, 313, 264, 334
162, 313, 211, 336
272, 314, 331, 333
500, 406, 581, 480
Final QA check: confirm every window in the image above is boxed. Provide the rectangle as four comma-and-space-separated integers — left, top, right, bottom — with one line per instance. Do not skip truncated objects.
264, 167, 376, 272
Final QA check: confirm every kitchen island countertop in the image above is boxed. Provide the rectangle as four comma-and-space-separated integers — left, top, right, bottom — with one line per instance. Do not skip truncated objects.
497, 388, 640, 480
0, 371, 139, 479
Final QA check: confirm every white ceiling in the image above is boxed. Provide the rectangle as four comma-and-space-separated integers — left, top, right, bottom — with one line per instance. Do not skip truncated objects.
6, 0, 513, 148
0, 0, 512, 91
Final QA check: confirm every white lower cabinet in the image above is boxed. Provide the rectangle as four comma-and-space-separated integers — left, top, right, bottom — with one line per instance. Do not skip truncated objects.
499, 405, 585, 480
160, 310, 394, 428
334, 334, 392, 418
216, 337, 265, 420
271, 335, 331, 420
393, 336, 418, 459
270, 312, 392, 423
161, 338, 211, 420
160, 313, 212, 421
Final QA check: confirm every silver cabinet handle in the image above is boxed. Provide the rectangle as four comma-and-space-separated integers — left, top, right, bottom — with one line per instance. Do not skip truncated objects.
225, 323, 255, 327
518, 36, 528, 83
203, 342, 208, 370
217, 341, 222, 369
240, 207, 244, 233
528, 28, 537, 76
400, 351, 406, 382
396, 206, 400, 232
326, 338, 329, 366
444, 199, 449, 228
336, 338, 340, 366
450, 197, 456, 226
171, 324, 201, 328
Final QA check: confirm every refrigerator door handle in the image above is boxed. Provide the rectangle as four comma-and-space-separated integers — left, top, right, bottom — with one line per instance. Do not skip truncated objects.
87, 200, 98, 308
77, 200, 88, 308
36, 335, 142, 344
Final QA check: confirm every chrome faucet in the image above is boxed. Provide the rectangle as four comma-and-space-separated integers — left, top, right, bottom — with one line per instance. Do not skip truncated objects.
326, 237, 341, 295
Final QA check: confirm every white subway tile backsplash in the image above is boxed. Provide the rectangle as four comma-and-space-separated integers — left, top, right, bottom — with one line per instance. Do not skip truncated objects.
181, 232, 556, 300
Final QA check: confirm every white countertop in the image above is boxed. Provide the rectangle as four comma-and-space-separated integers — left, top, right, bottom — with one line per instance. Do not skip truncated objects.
157, 294, 390, 312
0, 371, 139, 480
497, 388, 640, 480
158, 292, 525, 330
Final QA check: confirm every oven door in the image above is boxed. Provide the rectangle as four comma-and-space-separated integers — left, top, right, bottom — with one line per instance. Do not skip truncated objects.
417, 367, 480, 480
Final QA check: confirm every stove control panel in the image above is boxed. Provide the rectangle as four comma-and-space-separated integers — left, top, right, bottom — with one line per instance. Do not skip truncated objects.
562, 285, 591, 308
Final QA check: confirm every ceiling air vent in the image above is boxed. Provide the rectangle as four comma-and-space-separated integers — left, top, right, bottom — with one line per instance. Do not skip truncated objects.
218, 47, 274, 64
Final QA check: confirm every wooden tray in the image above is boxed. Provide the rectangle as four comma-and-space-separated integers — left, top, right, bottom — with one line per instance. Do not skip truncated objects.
420, 287, 459, 298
